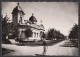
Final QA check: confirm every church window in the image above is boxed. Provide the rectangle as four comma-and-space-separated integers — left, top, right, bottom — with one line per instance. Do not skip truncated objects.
20, 12, 23, 17
35, 32, 36, 37
34, 32, 36, 37
37, 33, 38, 37
20, 17, 22, 23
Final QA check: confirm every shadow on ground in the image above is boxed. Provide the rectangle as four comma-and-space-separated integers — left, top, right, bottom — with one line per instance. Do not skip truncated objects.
2, 48, 15, 55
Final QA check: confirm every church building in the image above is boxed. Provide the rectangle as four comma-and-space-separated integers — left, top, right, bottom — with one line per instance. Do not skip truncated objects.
11, 3, 45, 41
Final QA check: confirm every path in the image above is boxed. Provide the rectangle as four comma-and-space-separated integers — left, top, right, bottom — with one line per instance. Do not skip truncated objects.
2, 40, 79, 56
46, 40, 79, 56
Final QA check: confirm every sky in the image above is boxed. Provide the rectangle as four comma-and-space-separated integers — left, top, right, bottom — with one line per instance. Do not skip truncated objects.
1, 2, 78, 36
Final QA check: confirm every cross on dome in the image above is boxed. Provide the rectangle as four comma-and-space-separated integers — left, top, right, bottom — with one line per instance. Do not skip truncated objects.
5, 13, 8, 16
41, 20, 42, 23
32, 13, 33, 16
17, 2, 19, 6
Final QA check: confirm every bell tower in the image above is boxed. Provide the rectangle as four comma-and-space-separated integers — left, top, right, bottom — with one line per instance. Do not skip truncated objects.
12, 3, 25, 25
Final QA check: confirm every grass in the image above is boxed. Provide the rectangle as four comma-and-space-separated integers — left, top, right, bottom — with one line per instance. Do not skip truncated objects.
70, 40, 79, 47
16, 40, 63, 46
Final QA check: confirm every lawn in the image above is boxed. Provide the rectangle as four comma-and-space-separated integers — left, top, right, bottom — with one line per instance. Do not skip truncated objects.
16, 40, 63, 46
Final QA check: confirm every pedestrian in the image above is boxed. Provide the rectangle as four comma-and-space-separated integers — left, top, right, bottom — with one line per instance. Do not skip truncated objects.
43, 40, 47, 55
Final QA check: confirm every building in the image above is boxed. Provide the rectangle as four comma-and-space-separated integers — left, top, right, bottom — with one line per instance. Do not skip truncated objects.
11, 3, 45, 41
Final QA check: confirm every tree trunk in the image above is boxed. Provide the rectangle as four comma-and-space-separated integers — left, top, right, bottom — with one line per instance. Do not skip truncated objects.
28, 38, 29, 45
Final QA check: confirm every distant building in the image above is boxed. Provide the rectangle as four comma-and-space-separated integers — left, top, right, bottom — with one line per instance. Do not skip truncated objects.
11, 3, 45, 41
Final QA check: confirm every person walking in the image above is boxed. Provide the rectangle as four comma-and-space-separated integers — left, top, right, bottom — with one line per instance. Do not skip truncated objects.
43, 40, 47, 55
35, 39, 48, 56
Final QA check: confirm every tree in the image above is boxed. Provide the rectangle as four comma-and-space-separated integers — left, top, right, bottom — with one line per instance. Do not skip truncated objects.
2, 15, 13, 43
2, 15, 9, 41
25, 28, 33, 38
47, 29, 55, 40
25, 28, 33, 44
68, 24, 78, 46
41, 32, 46, 39
69, 24, 78, 40
2, 15, 19, 41
46, 28, 65, 40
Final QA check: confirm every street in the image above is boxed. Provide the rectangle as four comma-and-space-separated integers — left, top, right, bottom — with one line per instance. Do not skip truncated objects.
2, 40, 79, 56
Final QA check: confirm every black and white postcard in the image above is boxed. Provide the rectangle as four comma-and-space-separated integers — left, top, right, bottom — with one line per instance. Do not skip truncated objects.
1, 2, 79, 56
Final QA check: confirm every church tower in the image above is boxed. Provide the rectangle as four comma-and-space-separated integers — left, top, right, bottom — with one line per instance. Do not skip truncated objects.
12, 3, 25, 25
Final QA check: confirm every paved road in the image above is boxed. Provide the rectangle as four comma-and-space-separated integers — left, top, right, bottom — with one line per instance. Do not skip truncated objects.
2, 40, 79, 56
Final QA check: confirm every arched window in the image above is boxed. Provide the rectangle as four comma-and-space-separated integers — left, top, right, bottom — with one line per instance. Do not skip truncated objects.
37, 33, 38, 37
40, 31, 43, 36
34, 32, 36, 37
35, 32, 36, 37
21, 30, 25, 38
20, 17, 22, 23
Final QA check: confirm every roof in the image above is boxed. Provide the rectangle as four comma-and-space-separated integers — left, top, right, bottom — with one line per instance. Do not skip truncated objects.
29, 13, 37, 24
18, 23, 45, 31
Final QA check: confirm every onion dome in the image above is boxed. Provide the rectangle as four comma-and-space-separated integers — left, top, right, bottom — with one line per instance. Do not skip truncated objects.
12, 3, 25, 15
29, 13, 37, 24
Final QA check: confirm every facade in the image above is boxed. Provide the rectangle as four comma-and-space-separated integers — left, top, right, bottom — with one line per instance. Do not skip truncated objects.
12, 3, 45, 41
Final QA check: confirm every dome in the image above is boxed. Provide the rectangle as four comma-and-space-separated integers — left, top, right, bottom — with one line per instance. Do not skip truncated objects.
12, 3, 25, 15
29, 13, 37, 24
